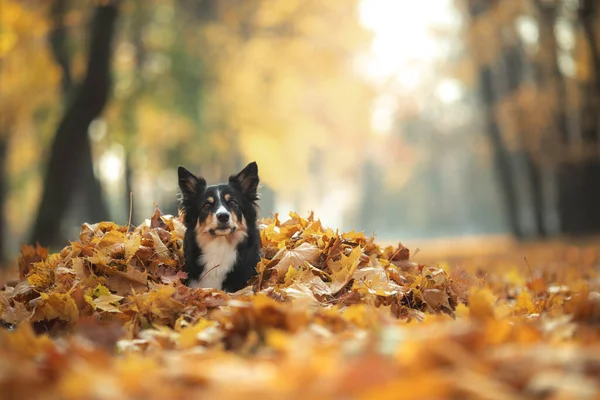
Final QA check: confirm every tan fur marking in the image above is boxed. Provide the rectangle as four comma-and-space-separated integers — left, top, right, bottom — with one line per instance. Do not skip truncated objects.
196, 213, 247, 247
207, 196, 215, 204
231, 212, 248, 234
224, 193, 231, 201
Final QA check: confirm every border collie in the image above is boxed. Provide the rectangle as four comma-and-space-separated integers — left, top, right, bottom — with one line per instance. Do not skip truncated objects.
177, 162, 261, 292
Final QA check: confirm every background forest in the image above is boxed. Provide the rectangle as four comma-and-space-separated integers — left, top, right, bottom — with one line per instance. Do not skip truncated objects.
1, 0, 600, 265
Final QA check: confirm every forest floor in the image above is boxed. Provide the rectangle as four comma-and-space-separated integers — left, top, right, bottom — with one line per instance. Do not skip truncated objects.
1, 210, 599, 399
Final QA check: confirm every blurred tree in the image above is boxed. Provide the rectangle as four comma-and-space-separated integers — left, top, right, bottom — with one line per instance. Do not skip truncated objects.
462, 0, 600, 238
558, 0, 600, 234
30, 1, 120, 248
0, 0, 58, 262
0, 136, 6, 263
464, 0, 539, 239
48, 0, 111, 231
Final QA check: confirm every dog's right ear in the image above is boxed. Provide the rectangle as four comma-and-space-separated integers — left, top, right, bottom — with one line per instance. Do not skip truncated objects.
178, 166, 206, 199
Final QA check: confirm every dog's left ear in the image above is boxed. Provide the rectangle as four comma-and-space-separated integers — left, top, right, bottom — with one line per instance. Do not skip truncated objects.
230, 162, 259, 200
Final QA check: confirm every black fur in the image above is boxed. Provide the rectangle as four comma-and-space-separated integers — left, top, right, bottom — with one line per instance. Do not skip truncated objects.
178, 162, 260, 292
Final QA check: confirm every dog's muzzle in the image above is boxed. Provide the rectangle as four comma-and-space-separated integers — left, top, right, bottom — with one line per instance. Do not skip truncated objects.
209, 211, 236, 236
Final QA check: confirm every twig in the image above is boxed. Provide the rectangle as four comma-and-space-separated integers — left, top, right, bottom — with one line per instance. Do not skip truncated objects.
524, 256, 539, 303
199, 264, 221, 282
127, 191, 133, 230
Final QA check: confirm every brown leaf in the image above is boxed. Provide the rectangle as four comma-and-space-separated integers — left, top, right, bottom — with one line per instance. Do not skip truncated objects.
0, 295, 32, 325
421, 288, 451, 312
105, 266, 148, 296
272, 242, 320, 274
18, 244, 48, 279
93, 293, 124, 313
31, 292, 79, 323
328, 246, 362, 294
159, 270, 188, 285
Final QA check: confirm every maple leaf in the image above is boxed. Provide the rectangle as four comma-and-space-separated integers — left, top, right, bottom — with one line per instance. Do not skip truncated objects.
94, 293, 124, 313
124, 234, 142, 262
514, 290, 536, 315
421, 288, 452, 313
272, 242, 320, 274
18, 244, 48, 279
177, 318, 218, 349
467, 287, 497, 321
105, 265, 148, 296
148, 230, 171, 262
159, 270, 188, 285
327, 246, 362, 294
352, 264, 406, 297
448, 267, 476, 305
31, 292, 79, 324
26, 260, 56, 292
70, 257, 86, 278
0, 294, 32, 325
9, 279, 36, 304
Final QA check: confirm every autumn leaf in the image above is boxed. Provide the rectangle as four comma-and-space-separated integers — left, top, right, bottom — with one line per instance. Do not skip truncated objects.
0, 295, 31, 325
124, 234, 142, 262
421, 288, 451, 313
2, 208, 600, 399
327, 246, 362, 294
514, 290, 536, 315
18, 243, 48, 279
467, 287, 497, 321
105, 265, 148, 296
94, 293, 124, 313
272, 242, 320, 274
31, 292, 79, 323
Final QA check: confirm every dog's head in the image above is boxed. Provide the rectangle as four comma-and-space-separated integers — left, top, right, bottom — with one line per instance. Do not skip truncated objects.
178, 162, 260, 243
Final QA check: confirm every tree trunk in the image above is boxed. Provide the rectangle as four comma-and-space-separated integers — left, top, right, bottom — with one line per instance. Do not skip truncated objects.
49, 0, 110, 228
0, 137, 8, 264
79, 136, 110, 223
558, 2, 600, 234
533, 1, 575, 235
30, 4, 119, 248
478, 65, 524, 238
49, 0, 73, 98
500, 40, 548, 238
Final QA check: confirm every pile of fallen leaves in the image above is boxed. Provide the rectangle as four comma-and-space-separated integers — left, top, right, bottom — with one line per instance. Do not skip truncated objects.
1, 209, 600, 399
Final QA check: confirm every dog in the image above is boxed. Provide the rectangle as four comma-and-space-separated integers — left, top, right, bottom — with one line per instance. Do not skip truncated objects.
177, 162, 261, 292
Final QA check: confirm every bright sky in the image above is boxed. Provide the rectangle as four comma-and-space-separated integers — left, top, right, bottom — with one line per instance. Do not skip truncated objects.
359, 0, 458, 80
358, 0, 461, 133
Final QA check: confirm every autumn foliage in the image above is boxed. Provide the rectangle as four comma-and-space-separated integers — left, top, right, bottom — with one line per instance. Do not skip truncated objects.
1, 209, 600, 399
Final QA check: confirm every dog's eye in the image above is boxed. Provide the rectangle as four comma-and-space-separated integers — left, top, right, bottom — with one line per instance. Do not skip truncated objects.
228, 198, 238, 206
203, 203, 212, 210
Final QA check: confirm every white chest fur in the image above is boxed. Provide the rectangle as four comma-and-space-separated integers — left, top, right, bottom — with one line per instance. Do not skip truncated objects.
192, 238, 238, 290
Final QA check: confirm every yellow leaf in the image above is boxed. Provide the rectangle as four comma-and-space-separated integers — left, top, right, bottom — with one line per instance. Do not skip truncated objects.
273, 242, 320, 274
124, 234, 141, 262
93, 284, 112, 297
94, 293, 124, 313
342, 304, 372, 328
32, 292, 79, 323
178, 319, 217, 349
328, 246, 362, 294
265, 328, 290, 352
514, 290, 535, 314
284, 266, 299, 285
468, 287, 497, 321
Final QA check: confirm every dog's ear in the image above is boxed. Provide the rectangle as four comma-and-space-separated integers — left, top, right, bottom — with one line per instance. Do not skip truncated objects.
178, 166, 206, 199
229, 162, 259, 200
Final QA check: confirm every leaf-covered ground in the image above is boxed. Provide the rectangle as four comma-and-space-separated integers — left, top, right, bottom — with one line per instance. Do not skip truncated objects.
1, 209, 599, 399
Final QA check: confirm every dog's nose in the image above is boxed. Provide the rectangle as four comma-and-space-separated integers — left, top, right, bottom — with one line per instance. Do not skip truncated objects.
217, 212, 230, 223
